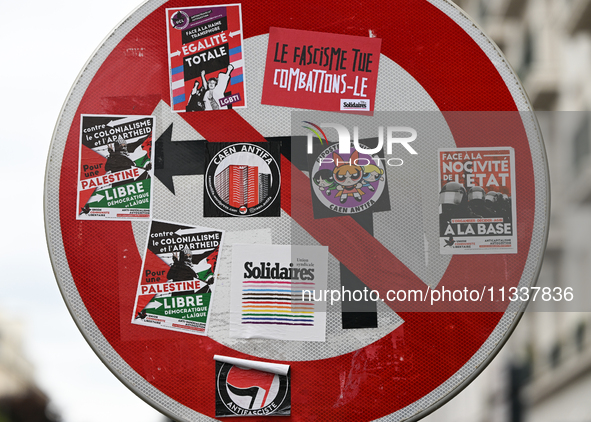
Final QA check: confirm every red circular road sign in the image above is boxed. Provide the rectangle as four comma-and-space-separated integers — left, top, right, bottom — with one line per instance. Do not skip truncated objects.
45, 0, 549, 421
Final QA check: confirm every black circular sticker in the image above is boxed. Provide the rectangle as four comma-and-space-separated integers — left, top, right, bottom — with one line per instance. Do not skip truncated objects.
216, 363, 290, 416
311, 143, 387, 214
205, 142, 281, 217
170, 10, 190, 30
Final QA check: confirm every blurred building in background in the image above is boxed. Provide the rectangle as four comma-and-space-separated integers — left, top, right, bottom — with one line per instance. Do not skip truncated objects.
422, 1, 591, 421
0, 312, 59, 422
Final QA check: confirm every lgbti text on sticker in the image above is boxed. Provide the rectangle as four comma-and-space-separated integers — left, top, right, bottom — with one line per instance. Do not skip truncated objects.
166, 4, 246, 112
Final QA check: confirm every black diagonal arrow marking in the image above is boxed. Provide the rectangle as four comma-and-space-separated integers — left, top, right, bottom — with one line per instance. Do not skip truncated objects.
155, 123, 205, 194
341, 212, 378, 329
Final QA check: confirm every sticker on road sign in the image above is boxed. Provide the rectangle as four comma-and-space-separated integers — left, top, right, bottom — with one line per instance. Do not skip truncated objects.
166, 4, 246, 112
46, 1, 549, 420
214, 355, 291, 417
131, 220, 224, 336
204, 142, 281, 217
76, 114, 154, 220
438, 147, 517, 254
262, 27, 381, 115
308, 141, 390, 219
229, 244, 328, 342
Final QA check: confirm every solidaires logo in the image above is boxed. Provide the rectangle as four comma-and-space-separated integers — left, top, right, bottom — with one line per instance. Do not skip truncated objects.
215, 363, 290, 417
204, 142, 281, 217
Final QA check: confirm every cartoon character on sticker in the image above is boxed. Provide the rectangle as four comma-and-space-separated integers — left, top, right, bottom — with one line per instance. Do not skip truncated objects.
309, 143, 389, 217
361, 164, 385, 192
333, 151, 365, 203
312, 169, 338, 196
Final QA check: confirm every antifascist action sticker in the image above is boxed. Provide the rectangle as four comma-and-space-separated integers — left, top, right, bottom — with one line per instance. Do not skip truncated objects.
204, 142, 281, 217
308, 141, 391, 219
131, 220, 224, 335
262, 27, 381, 115
438, 147, 517, 254
215, 356, 291, 417
166, 4, 246, 112
76, 114, 154, 220
229, 244, 328, 342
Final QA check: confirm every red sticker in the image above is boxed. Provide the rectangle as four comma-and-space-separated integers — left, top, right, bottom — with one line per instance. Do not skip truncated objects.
262, 27, 381, 115
166, 4, 246, 113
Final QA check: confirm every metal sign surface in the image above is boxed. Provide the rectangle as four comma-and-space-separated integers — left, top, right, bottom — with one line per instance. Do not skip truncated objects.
45, 0, 549, 420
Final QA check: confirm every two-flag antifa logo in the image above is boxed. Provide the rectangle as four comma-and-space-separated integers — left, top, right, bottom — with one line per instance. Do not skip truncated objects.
215, 361, 291, 417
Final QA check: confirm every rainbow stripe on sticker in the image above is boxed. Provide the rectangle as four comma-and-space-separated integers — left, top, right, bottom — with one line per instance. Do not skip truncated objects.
241, 280, 316, 326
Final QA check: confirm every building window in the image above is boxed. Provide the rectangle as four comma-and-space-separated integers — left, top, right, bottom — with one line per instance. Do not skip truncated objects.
549, 342, 561, 368
575, 321, 586, 352
519, 27, 534, 80
478, 0, 488, 20
573, 117, 590, 172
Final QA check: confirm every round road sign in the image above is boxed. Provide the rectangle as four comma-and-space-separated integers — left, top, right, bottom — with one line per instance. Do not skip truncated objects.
45, 0, 549, 421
